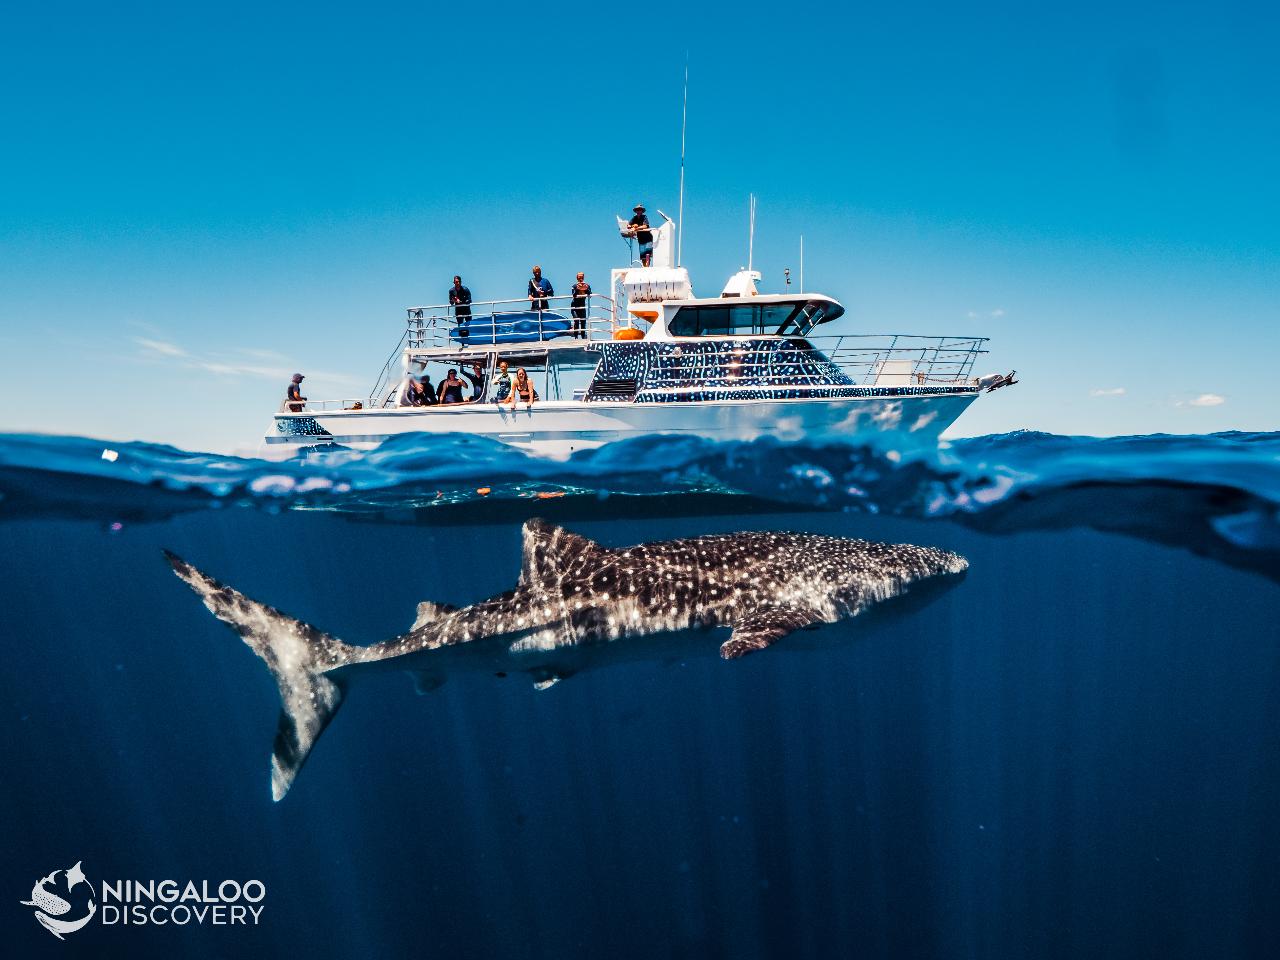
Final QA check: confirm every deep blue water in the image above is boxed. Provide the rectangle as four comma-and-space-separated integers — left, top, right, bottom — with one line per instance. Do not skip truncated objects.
2, 431, 1278, 958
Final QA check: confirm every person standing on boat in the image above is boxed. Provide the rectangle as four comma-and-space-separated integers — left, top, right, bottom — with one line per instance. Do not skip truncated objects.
438, 368, 467, 405
286, 373, 306, 412
461, 362, 486, 402
527, 265, 553, 313
570, 272, 592, 337
628, 204, 653, 266
491, 359, 511, 403
449, 276, 472, 341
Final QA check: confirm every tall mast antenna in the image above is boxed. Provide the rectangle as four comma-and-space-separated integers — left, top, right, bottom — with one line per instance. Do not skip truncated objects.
677, 56, 688, 267
800, 234, 804, 292
748, 194, 757, 271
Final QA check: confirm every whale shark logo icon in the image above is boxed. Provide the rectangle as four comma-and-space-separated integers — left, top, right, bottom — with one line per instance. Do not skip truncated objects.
20, 861, 97, 939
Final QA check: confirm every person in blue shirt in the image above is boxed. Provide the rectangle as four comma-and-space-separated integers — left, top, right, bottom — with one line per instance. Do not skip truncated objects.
527, 265, 553, 312
491, 359, 511, 403
449, 276, 472, 341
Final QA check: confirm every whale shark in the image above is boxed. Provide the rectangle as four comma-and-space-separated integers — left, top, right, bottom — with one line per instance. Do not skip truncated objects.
164, 519, 968, 801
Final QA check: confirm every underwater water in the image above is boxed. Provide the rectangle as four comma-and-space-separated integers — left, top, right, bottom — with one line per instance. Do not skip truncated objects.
2, 430, 1278, 959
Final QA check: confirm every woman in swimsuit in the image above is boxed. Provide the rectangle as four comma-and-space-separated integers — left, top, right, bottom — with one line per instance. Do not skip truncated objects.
507, 366, 538, 408
437, 368, 466, 405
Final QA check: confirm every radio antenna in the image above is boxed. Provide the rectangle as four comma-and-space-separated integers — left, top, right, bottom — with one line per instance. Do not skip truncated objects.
747, 194, 757, 272
677, 55, 688, 267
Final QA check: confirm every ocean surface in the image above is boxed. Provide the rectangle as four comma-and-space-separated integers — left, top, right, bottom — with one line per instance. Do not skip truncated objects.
2, 430, 1278, 959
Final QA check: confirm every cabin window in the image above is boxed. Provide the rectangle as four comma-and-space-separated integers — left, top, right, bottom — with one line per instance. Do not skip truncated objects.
668, 302, 831, 337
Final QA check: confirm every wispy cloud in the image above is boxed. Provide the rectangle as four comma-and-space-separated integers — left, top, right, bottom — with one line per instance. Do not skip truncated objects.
134, 337, 189, 358
1090, 387, 1126, 397
1187, 393, 1225, 407
966, 310, 978, 319
133, 337, 359, 385
990, 308, 1005, 317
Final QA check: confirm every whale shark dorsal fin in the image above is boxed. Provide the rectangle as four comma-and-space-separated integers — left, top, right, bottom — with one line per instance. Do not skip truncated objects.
412, 600, 457, 631
519, 518, 601, 585
720, 606, 824, 660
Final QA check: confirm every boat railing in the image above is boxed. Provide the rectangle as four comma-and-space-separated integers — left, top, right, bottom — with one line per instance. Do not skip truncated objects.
405, 294, 619, 349
597, 335, 989, 392
825, 334, 988, 385
288, 398, 374, 413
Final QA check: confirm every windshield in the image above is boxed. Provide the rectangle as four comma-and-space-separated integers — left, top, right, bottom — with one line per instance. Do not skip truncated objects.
668, 301, 836, 337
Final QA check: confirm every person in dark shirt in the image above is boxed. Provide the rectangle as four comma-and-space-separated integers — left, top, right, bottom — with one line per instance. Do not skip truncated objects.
438, 368, 466, 405
286, 373, 306, 412
460, 362, 486, 402
628, 204, 653, 266
449, 276, 472, 341
527, 265, 553, 312
401, 374, 436, 407
570, 272, 592, 337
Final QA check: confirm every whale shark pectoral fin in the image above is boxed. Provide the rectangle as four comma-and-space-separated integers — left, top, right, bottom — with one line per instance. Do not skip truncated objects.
412, 601, 457, 631
519, 518, 601, 586
720, 606, 823, 660
530, 665, 574, 690
409, 670, 446, 694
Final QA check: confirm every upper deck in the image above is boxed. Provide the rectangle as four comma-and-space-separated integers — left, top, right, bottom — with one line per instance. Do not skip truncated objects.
404, 293, 623, 351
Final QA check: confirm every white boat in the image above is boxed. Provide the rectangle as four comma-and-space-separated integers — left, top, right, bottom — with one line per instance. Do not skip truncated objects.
262, 218, 1012, 460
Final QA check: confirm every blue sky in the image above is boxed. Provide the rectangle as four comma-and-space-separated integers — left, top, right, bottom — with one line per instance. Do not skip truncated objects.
1, 0, 1276, 453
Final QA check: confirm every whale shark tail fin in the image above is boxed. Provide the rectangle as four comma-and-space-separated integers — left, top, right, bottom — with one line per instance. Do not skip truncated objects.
163, 550, 355, 802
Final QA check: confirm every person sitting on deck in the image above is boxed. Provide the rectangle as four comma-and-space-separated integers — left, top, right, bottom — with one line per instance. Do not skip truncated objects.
628, 204, 653, 266
527, 265, 553, 312
506, 366, 538, 408
285, 373, 306, 412
438, 368, 467, 405
491, 360, 511, 403
461, 362, 486, 402
449, 276, 473, 341
399, 373, 436, 407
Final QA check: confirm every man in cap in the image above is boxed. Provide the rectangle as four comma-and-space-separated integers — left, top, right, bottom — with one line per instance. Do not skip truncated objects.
628, 204, 653, 266
286, 373, 307, 412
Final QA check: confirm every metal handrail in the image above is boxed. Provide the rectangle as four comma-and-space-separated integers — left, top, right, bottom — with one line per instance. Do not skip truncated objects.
597, 335, 988, 393
367, 327, 409, 407
405, 293, 619, 349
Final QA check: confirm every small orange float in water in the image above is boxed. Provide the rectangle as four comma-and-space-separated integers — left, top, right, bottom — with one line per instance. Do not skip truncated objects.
536, 491, 566, 499
614, 327, 644, 341
476, 487, 491, 496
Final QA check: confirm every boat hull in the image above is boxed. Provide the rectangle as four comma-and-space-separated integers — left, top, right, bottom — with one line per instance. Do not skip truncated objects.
261, 392, 979, 460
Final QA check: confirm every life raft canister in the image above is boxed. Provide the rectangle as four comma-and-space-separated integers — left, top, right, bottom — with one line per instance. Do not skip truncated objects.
614, 327, 644, 341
